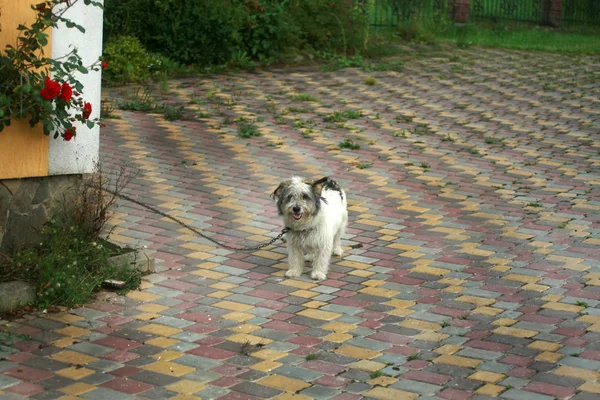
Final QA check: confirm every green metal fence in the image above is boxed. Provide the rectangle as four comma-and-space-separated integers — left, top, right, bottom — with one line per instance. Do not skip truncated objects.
562, 0, 600, 25
366, 0, 600, 27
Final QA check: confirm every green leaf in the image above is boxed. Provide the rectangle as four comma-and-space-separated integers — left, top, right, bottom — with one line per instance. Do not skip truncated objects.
86, 120, 94, 129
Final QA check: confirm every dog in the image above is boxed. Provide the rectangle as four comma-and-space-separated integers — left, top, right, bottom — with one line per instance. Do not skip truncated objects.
272, 176, 348, 281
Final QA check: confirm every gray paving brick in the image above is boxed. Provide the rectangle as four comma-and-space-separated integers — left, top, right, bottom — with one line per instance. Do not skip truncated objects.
500, 389, 554, 400
391, 379, 443, 395
300, 384, 340, 399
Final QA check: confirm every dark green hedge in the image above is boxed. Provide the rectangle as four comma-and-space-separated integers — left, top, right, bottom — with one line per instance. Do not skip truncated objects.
103, 0, 368, 66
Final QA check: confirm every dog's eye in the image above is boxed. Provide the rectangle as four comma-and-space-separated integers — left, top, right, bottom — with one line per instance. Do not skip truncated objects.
286, 195, 293, 201
302, 194, 310, 200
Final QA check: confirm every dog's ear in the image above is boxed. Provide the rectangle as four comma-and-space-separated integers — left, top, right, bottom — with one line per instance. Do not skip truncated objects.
311, 177, 330, 197
272, 180, 291, 200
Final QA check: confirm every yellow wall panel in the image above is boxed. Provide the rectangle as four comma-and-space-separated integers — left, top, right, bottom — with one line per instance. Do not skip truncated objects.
0, 0, 50, 179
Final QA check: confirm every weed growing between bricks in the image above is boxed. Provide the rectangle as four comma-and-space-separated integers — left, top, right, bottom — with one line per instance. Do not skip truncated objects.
0, 166, 141, 309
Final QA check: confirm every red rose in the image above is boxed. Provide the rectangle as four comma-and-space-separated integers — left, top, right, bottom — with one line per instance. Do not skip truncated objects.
101, 61, 108, 69
37, 3, 46, 11
60, 82, 73, 101
40, 77, 61, 100
82, 102, 92, 119
63, 127, 76, 141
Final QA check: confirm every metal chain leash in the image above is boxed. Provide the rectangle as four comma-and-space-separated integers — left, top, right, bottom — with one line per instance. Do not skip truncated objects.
98, 188, 289, 252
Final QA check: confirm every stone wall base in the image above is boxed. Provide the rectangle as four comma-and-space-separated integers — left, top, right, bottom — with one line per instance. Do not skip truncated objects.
0, 174, 83, 253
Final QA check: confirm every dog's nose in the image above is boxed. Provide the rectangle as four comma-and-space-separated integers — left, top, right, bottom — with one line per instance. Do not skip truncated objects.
293, 206, 301, 213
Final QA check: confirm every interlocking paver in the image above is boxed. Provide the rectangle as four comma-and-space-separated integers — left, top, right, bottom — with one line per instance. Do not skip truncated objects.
2, 44, 600, 398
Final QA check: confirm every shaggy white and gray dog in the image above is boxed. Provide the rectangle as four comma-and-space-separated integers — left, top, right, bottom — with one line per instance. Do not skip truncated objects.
273, 176, 348, 281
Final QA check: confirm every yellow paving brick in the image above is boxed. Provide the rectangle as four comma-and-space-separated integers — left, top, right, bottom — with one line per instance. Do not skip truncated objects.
433, 354, 482, 368
251, 360, 282, 372
368, 376, 398, 387
577, 314, 600, 324
349, 269, 375, 277
473, 307, 503, 316
335, 345, 380, 360
349, 360, 387, 372
279, 280, 317, 290
228, 333, 272, 346
388, 308, 414, 317
469, 370, 504, 383
290, 290, 318, 298
385, 299, 416, 309
207, 291, 231, 299
322, 322, 356, 333
456, 295, 496, 307
146, 337, 180, 348
298, 309, 341, 321
273, 393, 312, 400
47, 313, 84, 324
587, 323, 600, 333
443, 285, 466, 293
303, 300, 327, 309
233, 324, 261, 334
252, 349, 287, 361
541, 302, 584, 313
259, 375, 311, 392
60, 383, 96, 396
363, 387, 418, 400
138, 324, 182, 337
137, 303, 169, 313
528, 341, 562, 352
222, 312, 254, 322
522, 283, 549, 292
338, 260, 372, 270
56, 367, 95, 380
191, 270, 228, 280
55, 326, 91, 338
492, 318, 517, 326
165, 380, 206, 394
476, 384, 506, 396
362, 280, 386, 287
400, 319, 441, 331
135, 312, 160, 321
554, 365, 600, 381
541, 294, 564, 302
152, 350, 184, 362
143, 361, 196, 377
493, 326, 538, 338
410, 266, 449, 276
415, 332, 448, 342
535, 351, 563, 363
51, 337, 78, 348
435, 344, 461, 355
503, 274, 540, 284
126, 291, 160, 302
211, 282, 238, 291
579, 381, 600, 394
213, 301, 254, 312
50, 351, 98, 365
438, 277, 467, 286
324, 332, 353, 343
360, 286, 399, 297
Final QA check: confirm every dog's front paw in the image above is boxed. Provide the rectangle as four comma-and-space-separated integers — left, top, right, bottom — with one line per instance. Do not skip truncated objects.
311, 271, 327, 281
332, 247, 343, 257
285, 269, 302, 279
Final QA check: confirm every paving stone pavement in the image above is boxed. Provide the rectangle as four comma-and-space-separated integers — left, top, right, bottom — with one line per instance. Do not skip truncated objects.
2, 46, 600, 399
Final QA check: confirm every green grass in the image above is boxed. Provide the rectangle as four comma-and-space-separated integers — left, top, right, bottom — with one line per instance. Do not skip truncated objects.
439, 24, 600, 54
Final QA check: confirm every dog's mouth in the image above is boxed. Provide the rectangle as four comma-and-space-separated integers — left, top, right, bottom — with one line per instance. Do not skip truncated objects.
292, 212, 303, 220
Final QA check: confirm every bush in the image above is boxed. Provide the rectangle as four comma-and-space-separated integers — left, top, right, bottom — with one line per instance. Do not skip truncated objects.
102, 35, 179, 84
103, 0, 369, 67
102, 35, 154, 83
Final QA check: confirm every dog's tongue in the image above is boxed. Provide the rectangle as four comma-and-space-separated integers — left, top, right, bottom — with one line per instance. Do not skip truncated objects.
293, 213, 302, 220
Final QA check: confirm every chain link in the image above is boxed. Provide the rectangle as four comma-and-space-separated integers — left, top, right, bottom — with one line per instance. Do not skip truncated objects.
96, 187, 288, 252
